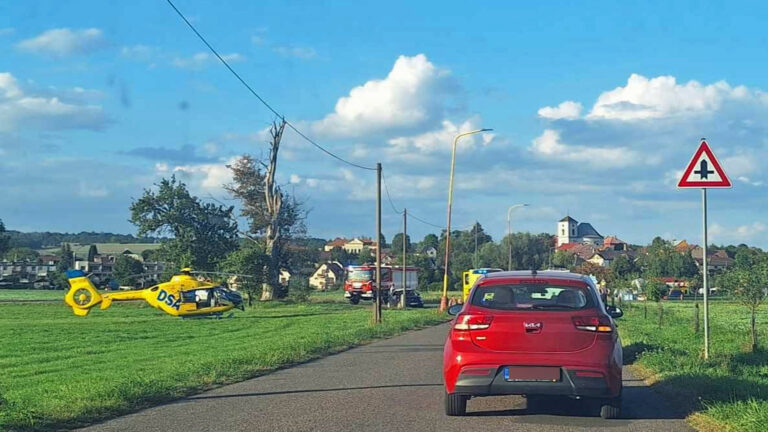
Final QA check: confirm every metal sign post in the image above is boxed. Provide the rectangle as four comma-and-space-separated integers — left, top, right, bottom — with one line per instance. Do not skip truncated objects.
678, 139, 731, 360
701, 188, 709, 358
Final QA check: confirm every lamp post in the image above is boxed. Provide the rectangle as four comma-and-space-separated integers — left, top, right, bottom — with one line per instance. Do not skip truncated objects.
507, 204, 529, 271
440, 128, 492, 312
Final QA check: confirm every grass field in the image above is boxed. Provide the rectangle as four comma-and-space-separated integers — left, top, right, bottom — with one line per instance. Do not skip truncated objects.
617, 300, 768, 432
0, 298, 448, 432
0, 290, 65, 302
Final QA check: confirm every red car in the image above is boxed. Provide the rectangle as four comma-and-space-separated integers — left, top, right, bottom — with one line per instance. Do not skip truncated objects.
443, 271, 624, 419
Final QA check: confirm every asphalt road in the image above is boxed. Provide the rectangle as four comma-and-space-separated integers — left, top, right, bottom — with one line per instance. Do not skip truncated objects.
80, 323, 693, 432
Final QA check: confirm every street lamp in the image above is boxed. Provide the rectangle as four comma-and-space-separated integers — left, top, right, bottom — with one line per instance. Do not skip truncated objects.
507, 204, 529, 271
440, 128, 493, 312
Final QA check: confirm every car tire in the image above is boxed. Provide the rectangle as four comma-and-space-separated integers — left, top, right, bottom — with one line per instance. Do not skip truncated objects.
444, 392, 467, 416
600, 398, 621, 419
349, 296, 360, 305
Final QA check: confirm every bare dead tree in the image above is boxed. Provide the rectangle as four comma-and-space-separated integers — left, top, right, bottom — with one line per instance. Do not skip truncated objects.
225, 118, 306, 301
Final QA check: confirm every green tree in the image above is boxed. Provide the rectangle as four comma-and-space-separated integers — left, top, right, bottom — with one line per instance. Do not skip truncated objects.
219, 244, 268, 306
391, 233, 412, 255
610, 254, 635, 279
419, 233, 439, 251
3, 247, 38, 261
130, 176, 239, 272
552, 250, 576, 269
357, 246, 373, 264
644, 279, 668, 327
113, 255, 145, 287
87, 245, 98, 262
56, 243, 74, 272
141, 249, 157, 262
0, 219, 9, 257
720, 254, 768, 352
329, 246, 352, 266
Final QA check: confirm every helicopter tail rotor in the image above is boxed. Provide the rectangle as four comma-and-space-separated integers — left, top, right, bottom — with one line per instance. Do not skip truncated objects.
64, 270, 103, 316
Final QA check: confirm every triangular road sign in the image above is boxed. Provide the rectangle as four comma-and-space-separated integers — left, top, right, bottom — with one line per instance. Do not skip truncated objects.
678, 140, 732, 188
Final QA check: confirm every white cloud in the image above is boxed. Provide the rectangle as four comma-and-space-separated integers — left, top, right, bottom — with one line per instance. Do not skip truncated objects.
311, 54, 454, 138
120, 44, 160, 63
163, 160, 233, 192
387, 117, 492, 157
16, 28, 106, 57
78, 181, 109, 198
586, 74, 757, 121
273, 46, 317, 59
251, 35, 267, 46
172, 52, 245, 69
289, 174, 302, 184
0, 72, 108, 132
530, 129, 645, 168
538, 100, 583, 120
710, 222, 767, 243
722, 154, 756, 178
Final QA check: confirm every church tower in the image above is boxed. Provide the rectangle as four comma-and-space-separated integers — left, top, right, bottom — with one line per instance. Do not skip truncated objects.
557, 216, 578, 246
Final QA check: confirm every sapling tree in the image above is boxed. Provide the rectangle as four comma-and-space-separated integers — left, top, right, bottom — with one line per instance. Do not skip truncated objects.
720, 261, 768, 352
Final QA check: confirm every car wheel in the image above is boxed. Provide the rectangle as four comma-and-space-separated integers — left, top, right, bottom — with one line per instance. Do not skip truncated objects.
349, 296, 360, 305
600, 398, 621, 419
444, 392, 467, 416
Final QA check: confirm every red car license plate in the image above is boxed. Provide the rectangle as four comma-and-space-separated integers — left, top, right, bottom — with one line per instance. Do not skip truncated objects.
503, 367, 560, 382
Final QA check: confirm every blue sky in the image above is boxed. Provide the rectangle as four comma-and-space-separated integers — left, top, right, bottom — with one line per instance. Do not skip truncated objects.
1, 0, 767, 247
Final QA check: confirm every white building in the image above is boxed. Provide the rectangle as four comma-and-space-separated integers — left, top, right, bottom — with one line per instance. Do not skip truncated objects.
557, 216, 604, 247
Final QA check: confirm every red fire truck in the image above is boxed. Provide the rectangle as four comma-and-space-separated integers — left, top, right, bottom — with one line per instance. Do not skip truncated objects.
344, 265, 423, 307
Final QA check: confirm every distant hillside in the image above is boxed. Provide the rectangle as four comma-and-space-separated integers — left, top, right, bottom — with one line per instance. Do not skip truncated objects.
7, 231, 159, 250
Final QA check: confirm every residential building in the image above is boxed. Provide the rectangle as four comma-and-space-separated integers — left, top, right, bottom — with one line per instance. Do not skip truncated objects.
691, 247, 733, 272
323, 238, 348, 252
603, 236, 628, 251
323, 237, 378, 254
556, 216, 604, 247
309, 262, 345, 290
342, 238, 378, 254
587, 249, 621, 267
74, 255, 116, 283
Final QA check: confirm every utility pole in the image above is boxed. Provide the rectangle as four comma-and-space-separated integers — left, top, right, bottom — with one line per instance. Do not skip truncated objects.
474, 221, 478, 268
401, 208, 407, 309
374, 163, 382, 324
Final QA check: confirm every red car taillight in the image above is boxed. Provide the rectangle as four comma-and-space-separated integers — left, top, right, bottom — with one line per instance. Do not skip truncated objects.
572, 315, 613, 333
454, 314, 494, 331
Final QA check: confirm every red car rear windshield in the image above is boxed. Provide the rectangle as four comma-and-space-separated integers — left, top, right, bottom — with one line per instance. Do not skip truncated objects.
470, 283, 594, 311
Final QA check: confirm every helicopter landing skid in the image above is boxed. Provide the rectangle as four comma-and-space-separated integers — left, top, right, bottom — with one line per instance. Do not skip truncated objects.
181, 312, 234, 320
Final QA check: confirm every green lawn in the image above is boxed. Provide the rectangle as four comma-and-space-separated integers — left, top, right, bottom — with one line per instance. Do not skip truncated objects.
0, 300, 448, 432
617, 300, 768, 432
0, 290, 65, 302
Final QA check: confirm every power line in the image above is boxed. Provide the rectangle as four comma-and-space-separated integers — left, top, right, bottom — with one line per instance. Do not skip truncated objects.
164, 0, 376, 171
381, 170, 444, 229
410, 213, 445, 230
381, 170, 403, 215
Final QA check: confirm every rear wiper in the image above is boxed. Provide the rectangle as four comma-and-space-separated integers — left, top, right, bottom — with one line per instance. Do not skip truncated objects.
532, 304, 578, 309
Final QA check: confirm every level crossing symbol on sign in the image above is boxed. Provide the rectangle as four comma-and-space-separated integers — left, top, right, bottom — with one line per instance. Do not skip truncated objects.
677, 139, 732, 188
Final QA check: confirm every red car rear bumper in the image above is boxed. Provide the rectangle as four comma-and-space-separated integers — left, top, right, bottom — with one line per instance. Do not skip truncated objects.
443, 339, 622, 398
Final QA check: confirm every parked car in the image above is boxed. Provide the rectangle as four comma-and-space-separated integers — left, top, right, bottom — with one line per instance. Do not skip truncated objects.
696, 287, 720, 296
665, 289, 685, 300
443, 270, 624, 419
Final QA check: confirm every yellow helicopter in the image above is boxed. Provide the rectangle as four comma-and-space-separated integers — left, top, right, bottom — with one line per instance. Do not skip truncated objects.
64, 268, 245, 318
